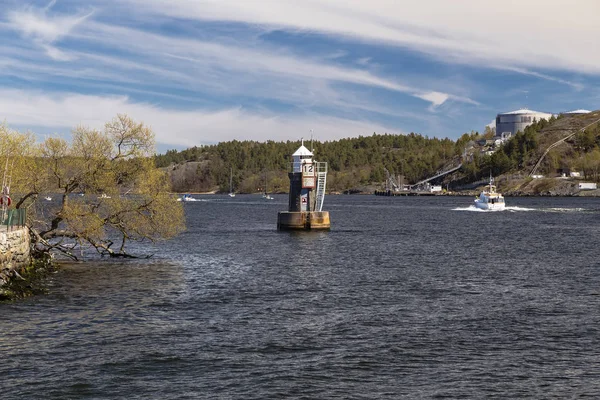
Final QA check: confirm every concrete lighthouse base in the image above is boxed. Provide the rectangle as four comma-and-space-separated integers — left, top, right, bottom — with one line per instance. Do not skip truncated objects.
277, 211, 331, 230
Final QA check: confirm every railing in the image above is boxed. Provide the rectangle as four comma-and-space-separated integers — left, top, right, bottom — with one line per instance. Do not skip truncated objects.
315, 171, 327, 212
1, 208, 27, 230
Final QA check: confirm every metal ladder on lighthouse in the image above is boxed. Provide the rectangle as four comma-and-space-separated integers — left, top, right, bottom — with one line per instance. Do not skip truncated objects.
314, 162, 327, 212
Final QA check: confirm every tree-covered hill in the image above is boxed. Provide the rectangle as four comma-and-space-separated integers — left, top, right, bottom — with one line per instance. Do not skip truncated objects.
156, 110, 600, 195
459, 111, 600, 183
155, 133, 476, 193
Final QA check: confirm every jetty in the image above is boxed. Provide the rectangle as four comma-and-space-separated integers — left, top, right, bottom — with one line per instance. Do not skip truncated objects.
375, 163, 461, 196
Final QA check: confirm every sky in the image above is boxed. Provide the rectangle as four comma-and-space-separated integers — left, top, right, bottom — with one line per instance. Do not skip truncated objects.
1, 0, 599, 151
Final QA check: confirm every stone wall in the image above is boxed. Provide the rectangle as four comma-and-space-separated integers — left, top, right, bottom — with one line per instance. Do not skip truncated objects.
0, 228, 31, 288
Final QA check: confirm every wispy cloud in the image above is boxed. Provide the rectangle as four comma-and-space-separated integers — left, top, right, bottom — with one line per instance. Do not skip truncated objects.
3, 12, 477, 110
124, 0, 600, 76
1, 0, 595, 145
499, 66, 585, 91
0, 89, 401, 146
6, 0, 93, 61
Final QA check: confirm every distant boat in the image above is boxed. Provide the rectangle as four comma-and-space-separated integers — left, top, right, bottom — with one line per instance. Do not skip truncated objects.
44, 196, 52, 201
178, 194, 197, 202
228, 167, 236, 198
263, 171, 274, 200
99, 193, 111, 199
474, 175, 505, 211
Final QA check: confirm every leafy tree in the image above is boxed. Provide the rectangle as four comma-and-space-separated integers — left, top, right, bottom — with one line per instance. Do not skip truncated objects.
576, 127, 598, 151
14, 115, 186, 259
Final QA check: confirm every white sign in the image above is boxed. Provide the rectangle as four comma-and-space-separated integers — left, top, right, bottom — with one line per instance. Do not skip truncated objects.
302, 163, 314, 174
302, 176, 316, 188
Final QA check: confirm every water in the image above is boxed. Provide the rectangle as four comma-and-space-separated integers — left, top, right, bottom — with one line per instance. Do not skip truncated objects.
3, 195, 600, 398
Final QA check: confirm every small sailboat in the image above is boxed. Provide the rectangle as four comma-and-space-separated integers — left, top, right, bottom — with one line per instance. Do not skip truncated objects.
228, 167, 236, 198
474, 174, 505, 211
263, 170, 274, 200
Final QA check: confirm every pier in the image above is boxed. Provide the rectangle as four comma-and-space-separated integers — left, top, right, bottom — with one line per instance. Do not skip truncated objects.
375, 163, 462, 196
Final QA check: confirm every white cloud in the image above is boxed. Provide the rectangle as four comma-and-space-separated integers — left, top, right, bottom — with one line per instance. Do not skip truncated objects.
499, 66, 584, 91
6, 1, 92, 61
2, 11, 475, 109
124, 0, 600, 76
415, 92, 449, 108
0, 89, 400, 147
75, 21, 471, 108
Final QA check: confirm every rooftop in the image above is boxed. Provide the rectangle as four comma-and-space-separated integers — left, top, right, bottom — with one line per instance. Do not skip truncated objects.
292, 144, 313, 157
498, 108, 553, 115
564, 109, 591, 114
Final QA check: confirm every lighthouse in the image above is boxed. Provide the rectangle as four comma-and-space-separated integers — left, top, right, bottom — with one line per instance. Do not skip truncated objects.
277, 141, 331, 230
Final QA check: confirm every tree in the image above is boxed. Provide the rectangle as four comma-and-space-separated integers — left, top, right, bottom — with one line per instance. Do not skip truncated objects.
483, 125, 496, 139
16, 115, 185, 259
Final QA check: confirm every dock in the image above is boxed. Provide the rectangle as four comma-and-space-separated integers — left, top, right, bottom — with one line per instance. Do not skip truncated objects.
374, 190, 437, 196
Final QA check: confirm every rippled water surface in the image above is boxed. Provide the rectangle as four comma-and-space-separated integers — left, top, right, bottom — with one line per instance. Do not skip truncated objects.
3, 195, 600, 398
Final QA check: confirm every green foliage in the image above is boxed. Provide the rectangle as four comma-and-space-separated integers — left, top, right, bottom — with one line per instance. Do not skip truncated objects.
574, 148, 600, 181
156, 133, 465, 192
15, 114, 187, 259
461, 118, 547, 179
575, 125, 599, 151
155, 116, 600, 191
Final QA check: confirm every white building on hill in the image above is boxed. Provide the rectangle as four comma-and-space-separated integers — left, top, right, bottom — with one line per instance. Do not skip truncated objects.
495, 108, 554, 139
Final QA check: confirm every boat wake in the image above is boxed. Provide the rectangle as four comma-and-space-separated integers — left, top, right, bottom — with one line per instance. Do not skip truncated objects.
453, 205, 586, 213
546, 207, 587, 213
505, 206, 536, 212
453, 205, 534, 212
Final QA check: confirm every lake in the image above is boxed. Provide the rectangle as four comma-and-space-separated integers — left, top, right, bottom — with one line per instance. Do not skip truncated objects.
2, 194, 600, 398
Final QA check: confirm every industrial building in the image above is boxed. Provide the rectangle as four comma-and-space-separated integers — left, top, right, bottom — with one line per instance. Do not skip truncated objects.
495, 108, 554, 139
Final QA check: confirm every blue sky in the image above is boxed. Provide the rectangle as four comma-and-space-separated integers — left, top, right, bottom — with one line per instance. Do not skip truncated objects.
1, 0, 599, 150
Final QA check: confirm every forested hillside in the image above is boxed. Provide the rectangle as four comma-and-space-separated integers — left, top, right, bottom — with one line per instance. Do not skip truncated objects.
155, 132, 478, 193
155, 110, 600, 194
460, 111, 600, 184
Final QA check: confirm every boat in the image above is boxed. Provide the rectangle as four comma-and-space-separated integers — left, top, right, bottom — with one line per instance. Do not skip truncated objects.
263, 170, 274, 200
44, 196, 52, 201
99, 193, 111, 199
474, 175, 505, 211
177, 194, 197, 202
228, 167, 235, 197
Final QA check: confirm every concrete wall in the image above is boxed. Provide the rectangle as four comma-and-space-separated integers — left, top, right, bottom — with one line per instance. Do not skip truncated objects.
0, 228, 31, 287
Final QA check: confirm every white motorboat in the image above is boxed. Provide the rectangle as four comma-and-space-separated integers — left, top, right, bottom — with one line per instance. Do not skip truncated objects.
44, 196, 52, 201
474, 176, 505, 211
178, 194, 197, 202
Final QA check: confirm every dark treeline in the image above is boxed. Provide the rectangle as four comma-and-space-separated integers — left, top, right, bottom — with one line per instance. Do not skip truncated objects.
155, 133, 476, 193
